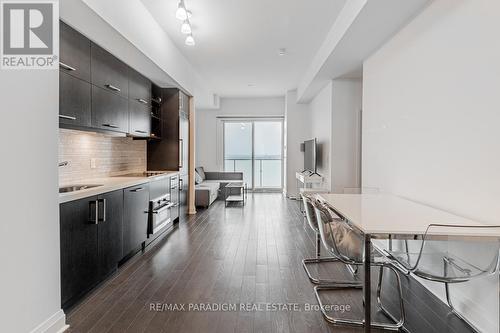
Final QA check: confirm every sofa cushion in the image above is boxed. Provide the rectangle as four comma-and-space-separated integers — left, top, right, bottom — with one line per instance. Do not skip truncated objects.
195, 181, 219, 194
195, 172, 203, 184
202, 180, 244, 185
195, 166, 206, 180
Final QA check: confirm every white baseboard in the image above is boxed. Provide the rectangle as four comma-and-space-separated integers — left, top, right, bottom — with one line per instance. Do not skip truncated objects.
30, 309, 68, 333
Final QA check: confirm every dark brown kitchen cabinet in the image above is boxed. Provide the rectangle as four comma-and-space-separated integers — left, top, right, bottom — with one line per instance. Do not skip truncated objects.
97, 190, 123, 280
123, 184, 149, 258
147, 88, 190, 216
59, 21, 91, 82
129, 100, 151, 137
91, 85, 129, 133
60, 190, 123, 310
59, 72, 91, 127
91, 43, 129, 99
129, 69, 152, 104
60, 196, 99, 309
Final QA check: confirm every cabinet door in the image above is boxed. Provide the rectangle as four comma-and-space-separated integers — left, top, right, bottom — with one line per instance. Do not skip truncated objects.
149, 176, 170, 200
59, 21, 91, 82
123, 184, 149, 257
59, 72, 91, 127
129, 100, 151, 137
91, 43, 129, 99
60, 197, 99, 308
129, 69, 152, 104
91, 86, 129, 133
97, 190, 123, 279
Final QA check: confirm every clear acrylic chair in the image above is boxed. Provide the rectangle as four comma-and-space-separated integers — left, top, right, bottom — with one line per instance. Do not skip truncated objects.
383, 224, 500, 332
301, 193, 360, 285
312, 200, 406, 330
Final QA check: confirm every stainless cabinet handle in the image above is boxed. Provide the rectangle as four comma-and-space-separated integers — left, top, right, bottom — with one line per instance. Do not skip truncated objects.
59, 114, 76, 121
135, 130, 147, 134
103, 124, 119, 128
137, 98, 148, 104
60, 62, 76, 71
179, 139, 183, 168
105, 84, 121, 92
98, 198, 106, 222
89, 200, 99, 224
131, 187, 144, 192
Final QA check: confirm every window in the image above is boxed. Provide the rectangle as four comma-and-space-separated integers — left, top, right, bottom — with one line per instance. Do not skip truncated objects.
223, 119, 283, 190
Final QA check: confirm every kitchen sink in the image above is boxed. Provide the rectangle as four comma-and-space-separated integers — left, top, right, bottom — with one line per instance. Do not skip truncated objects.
59, 185, 103, 193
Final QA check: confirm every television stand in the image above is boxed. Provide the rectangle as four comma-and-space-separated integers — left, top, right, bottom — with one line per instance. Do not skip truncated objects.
295, 171, 324, 200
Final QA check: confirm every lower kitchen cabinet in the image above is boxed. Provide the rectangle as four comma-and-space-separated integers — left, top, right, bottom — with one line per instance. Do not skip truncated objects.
123, 184, 150, 258
97, 190, 123, 279
60, 196, 99, 309
60, 190, 123, 309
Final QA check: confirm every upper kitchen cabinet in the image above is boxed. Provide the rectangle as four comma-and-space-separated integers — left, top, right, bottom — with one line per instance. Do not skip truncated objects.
129, 69, 152, 105
59, 72, 91, 128
59, 21, 92, 128
59, 21, 91, 82
129, 100, 151, 137
128, 69, 152, 137
91, 85, 129, 133
91, 43, 129, 99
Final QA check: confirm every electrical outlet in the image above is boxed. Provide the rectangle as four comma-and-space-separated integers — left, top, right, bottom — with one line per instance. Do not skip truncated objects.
90, 158, 97, 169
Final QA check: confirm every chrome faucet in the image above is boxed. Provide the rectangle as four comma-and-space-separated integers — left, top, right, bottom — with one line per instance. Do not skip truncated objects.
59, 161, 69, 167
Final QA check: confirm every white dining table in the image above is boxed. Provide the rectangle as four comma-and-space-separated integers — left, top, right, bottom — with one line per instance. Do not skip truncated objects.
317, 193, 495, 333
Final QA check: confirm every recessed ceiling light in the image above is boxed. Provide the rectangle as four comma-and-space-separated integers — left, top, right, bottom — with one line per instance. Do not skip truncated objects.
279, 48, 286, 56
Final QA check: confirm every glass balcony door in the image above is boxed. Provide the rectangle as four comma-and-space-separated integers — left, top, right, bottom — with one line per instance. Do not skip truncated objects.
223, 120, 283, 190
224, 121, 253, 186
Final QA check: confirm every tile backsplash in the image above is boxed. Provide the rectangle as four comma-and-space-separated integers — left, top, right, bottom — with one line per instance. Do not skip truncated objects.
59, 129, 146, 184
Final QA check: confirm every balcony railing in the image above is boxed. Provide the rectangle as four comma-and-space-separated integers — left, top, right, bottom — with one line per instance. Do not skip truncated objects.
224, 158, 282, 188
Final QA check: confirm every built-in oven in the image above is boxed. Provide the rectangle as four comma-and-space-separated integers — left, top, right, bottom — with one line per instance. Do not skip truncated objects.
148, 193, 174, 237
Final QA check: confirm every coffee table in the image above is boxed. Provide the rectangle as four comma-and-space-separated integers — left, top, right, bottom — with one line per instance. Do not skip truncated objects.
224, 182, 247, 207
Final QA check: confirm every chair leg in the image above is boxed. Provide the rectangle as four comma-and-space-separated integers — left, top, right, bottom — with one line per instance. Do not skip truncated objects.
302, 233, 361, 285
444, 272, 480, 332
314, 264, 405, 331
376, 266, 406, 329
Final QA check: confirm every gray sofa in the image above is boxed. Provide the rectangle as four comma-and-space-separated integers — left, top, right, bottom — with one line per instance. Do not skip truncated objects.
195, 167, 244, 207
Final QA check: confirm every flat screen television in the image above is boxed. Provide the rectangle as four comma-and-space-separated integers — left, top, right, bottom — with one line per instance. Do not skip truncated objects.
303, 138, 317, 174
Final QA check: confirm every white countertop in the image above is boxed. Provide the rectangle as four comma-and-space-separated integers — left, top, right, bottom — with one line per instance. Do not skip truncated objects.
59, 171, 180, 204
318, 193, 497, 236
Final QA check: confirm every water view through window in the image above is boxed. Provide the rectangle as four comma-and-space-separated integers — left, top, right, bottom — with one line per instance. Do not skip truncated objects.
224, 120, 283, 189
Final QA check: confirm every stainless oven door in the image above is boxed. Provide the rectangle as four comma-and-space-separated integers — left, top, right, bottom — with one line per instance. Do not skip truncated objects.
150, 202, 174, 235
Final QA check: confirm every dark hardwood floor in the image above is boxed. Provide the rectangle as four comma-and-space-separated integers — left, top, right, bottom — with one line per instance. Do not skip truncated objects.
66, 193, 472, 333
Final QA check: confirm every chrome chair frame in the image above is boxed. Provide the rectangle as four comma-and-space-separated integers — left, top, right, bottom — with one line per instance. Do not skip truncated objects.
312, 201, 406, 331
301, 194, 360, 285
382, 224, 500, 333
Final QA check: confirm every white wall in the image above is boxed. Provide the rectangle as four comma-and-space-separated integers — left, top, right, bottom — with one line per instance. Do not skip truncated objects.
0, 61, 65, 332
331, 79, 362, 193
196, 97, 285, 172
284, 90, 311, 197
309, 82, 333, 190
363, 0, 500, 331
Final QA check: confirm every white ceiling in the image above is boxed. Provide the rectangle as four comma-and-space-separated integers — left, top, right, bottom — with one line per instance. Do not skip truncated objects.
141, 0, 347, 97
